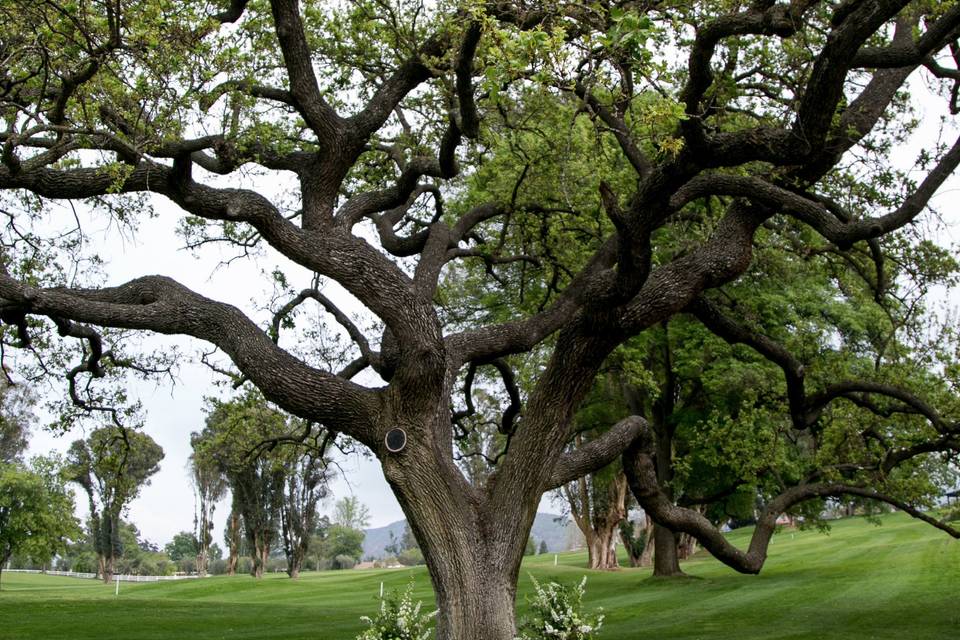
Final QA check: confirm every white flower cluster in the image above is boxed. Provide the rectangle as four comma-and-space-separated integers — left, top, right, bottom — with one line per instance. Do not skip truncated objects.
356, 582, 438, 640
515, 576, 604, 640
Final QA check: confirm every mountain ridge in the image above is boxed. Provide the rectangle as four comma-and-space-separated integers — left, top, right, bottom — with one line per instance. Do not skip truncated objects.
362, 512, 574, 560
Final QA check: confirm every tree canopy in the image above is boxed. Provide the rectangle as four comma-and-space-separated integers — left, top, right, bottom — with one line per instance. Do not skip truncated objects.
0, 457, 81, 588
64, 426, 164, 582
1, 1, 960, 637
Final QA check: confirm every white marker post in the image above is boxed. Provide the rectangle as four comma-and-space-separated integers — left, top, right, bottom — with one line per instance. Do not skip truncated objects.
115, 574, 119, 596
554, 554, 558, 567
380, 581, 384, 598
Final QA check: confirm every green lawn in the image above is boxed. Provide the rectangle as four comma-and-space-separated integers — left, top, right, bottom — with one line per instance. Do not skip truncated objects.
1, 513, 957, 639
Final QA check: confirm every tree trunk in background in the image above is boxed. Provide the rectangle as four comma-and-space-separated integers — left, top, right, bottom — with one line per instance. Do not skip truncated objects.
588, 473, 628, 570
652, 524, 684, 577
101, 554, 115, 585
226, 509, 240, 576
196, 550, 208, 577
677, 532, 699, 560
562, 447, 629, 570
0, 550, 9, 591
620, 513, 652, 567
564, 473, 598, 569
287, 546, 303, 578
250, 531, 269, 579
590, 525, 621, 570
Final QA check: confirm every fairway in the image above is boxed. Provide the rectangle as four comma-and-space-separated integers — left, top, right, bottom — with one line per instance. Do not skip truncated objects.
1, 513, 956, 640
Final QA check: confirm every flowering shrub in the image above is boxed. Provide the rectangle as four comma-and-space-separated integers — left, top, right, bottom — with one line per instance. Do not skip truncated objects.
515, 576, 604, 640
356, 582, 437, 640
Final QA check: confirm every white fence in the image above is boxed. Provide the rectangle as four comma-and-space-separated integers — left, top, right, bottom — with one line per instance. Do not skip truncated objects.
6, 569, 204, 582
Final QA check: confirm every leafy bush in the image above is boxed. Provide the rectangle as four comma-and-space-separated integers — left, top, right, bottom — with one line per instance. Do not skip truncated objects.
357, 582, 436, 640
207, 559, 228, 575
332, 554, 357, 570
515, 576, 603, 640
397, 548, 425, 566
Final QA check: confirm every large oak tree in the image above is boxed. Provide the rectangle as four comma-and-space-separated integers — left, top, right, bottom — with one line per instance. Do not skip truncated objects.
2, 1, 960, 637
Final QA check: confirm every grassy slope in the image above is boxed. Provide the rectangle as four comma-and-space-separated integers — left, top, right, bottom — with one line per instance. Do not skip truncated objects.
1, 513, 957, 640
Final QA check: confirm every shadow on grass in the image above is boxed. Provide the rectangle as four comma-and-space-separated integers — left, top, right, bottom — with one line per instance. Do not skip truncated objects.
640, 573, 706, 586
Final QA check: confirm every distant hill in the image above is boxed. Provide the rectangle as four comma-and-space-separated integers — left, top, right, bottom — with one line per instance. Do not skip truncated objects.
361, 519, 408, 560
362, 512, 573, 560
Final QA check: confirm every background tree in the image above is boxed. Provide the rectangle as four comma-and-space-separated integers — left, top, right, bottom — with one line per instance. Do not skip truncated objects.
332, 496, 371, 531
114, 520, 175, 576
325, 524, 365, 569
194, 392, 286, 579
324, 496, 370, 568
189, 432, 228, 577
165, 530, 198, 572
0, 456, 80, 588
0, 380, 32, 464
557, 376, 632, 570
64, 427, 163, 583
309, 515, 331, 571
195, 391, 334, 578
223, 502, 243, 576
278, 424, 333, 578
2, 1, 960, 636
386, 521, 421, 563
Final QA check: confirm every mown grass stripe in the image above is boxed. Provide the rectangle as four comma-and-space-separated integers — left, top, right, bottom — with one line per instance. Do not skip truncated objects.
1, 513, 955, 640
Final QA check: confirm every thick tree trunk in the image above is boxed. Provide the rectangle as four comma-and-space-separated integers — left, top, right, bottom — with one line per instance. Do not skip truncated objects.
251, 538, 268, 579
428, 552, 518, 640
100, 555, 116, 584
402, 509, 525, 640
383, 437, 536, 640
652, 524, 684, 577
287, 548, 303, 579
589, 523, 620, 570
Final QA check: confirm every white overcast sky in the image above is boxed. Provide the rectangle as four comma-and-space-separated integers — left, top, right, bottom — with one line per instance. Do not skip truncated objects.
22, 67, 960, 549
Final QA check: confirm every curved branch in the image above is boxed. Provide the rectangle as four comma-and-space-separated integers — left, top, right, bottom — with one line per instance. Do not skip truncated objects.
794, 0, 914, 149
623, 433, 960, 576
0, 160, 441, 361
452, 358, 522, 435
852, 5, 960, 68
211, 0, 250, 24
0, 273, 381, 447
690, 296, 956, 432
545, 416, 646, 490
671, 136, 960, 248
455, 22, 483, 140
